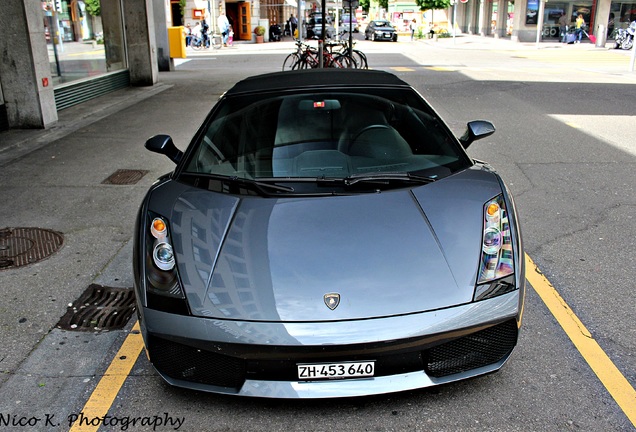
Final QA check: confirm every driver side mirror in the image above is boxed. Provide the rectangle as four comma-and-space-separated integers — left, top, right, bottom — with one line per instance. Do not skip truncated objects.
145, 134, 184, 164
459, 120, 496, 149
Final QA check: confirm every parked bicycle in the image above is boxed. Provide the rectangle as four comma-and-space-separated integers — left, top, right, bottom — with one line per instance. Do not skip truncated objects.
282, 39, 366, 70
326, 39, 368, 69
190, 32, 222, 50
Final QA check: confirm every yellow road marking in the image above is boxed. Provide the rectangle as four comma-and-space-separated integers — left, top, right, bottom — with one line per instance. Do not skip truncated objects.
425, 66, 459, 71
391, 66, 415, 72
69, 322, 144, 432
526, 254, 636, 427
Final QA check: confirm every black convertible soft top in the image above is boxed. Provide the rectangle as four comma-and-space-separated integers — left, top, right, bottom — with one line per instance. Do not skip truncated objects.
225, 69, 410, 96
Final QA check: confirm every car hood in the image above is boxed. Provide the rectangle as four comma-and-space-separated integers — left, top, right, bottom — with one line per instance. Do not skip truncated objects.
148, 166, 504, 322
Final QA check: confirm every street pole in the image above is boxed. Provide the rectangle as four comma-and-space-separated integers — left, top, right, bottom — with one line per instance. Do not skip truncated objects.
452, 0, 457, 44
631, 39, 636, 72
535, 0, 545, 48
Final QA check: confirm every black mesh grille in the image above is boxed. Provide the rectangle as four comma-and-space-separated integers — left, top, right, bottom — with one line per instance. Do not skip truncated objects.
424, 319, 518, 377
149, 319, 518, 388
149, 336, 246, 389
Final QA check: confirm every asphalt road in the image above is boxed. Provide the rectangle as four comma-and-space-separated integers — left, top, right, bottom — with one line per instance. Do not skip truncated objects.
0, 36, 634, 431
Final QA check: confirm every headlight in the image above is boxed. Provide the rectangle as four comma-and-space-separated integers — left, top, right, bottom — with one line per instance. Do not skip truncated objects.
475, 195, 515, 301
145, 214, 184, 299
153, 242, 175, 271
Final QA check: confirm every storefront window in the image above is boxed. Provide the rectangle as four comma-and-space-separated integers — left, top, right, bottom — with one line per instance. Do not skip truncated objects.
543, 3, 566, 38
43, 0, 126, 86
618, 2, 636, 24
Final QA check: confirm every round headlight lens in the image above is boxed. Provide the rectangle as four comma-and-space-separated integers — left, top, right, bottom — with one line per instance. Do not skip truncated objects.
153, 242, 175, 271
483, 226, 502, 255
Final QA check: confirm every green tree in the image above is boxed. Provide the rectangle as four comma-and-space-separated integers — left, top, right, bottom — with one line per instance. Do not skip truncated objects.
414, 0, 451, 27
85, 0, 100, 16
363, 0, 388, 14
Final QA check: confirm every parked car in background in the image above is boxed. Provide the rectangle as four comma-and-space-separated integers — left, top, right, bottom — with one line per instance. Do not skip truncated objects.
340, 14, 359, 32
307, 14, 336, 39
135, 68, 526, 399
365, 20, 398, 41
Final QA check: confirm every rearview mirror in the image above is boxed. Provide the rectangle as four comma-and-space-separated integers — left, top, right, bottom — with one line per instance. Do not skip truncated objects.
459, 120, 496, 149
145, 134, 183, 164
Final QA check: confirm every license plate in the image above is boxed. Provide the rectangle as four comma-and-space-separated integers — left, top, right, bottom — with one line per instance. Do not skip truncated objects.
384, 33, 391, 38
297, 361, 375, 380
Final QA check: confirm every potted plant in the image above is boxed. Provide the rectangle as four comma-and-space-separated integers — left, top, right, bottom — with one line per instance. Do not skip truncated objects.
254, 25, 266, 43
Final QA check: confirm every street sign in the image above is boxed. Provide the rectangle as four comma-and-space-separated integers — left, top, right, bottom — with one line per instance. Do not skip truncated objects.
460, 0, 468, 3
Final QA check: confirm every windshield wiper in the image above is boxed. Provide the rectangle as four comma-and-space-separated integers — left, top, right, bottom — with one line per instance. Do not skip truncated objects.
343, 172, 437, 186
228, 176, 296, 193
181, 173, 295, 194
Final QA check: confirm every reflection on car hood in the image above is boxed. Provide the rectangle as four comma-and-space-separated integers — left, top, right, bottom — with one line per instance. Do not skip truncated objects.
149, 166, 504, 322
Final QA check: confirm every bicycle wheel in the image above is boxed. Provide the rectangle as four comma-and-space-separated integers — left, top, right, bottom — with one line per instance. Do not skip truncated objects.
330, 54, 354, 68
191, 38, 202, 51
352, 49, 368, 69
210, 34, 222, 49
299, 52, 318, 69
282, 53, 300, 71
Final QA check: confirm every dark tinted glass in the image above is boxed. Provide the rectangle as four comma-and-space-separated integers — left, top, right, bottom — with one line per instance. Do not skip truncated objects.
182, 89, 470, 181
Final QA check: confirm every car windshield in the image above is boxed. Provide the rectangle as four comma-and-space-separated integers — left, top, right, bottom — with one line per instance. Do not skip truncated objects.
373, 21, 392, 27
310, 16, 332, 25
181, 89, 470, 185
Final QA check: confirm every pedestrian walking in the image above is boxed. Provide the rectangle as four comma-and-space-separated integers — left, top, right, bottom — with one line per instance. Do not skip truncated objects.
558, 13, 568, 43
289, 14, 298, 38
201, 19, 210, 48
218, 12, 230, 46
575, 14, 585, 43
410, 19, 417, 40
184, 24, 192, 46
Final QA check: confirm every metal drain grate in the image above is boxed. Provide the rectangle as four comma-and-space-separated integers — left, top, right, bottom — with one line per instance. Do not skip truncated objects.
0, 227, 64, 270
102, 169, 149, 185
56, 284, 136, 331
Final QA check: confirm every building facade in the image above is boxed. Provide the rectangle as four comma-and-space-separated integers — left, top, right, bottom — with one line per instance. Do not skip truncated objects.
1, 0, 632, 131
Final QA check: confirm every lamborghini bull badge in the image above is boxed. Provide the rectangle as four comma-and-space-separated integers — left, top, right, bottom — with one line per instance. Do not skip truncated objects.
324, 293, 341, 310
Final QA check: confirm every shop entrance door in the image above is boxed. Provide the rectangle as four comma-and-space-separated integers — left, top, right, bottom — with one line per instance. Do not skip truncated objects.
238, 2, 251, 40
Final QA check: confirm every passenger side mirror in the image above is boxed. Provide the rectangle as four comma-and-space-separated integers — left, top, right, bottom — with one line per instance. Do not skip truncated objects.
145, 134, 183, 164
459, 120, 496, 149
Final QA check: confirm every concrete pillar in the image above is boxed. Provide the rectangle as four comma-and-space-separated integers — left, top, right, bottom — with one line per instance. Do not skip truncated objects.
123, 0, 159, 86
0, 0, 57, 128
478, 0, 487, 36
153, 1, 174, 72
594, 0, 612, 41
101, 0, 127, 72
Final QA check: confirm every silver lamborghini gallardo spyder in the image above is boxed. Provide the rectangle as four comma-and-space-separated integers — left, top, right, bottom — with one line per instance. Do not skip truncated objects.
133, 69, 525, 398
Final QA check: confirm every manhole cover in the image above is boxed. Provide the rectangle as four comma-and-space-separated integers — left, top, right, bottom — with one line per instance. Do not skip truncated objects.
0, 227, 64, 270
56, 284, 136, 331
102, 169, 149, 185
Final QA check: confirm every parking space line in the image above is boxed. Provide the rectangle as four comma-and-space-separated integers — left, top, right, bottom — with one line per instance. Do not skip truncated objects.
69, 322, 144, 432
525, 254, 636, 427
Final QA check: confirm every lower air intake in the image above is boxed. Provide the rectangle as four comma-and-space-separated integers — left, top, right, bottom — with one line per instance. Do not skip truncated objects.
425, 319, 518, 377
149, 336, 246, 389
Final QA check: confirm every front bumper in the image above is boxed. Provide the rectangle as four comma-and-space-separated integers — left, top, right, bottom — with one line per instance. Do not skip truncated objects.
138, 289, 523, 398
373, 32, 396, 40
